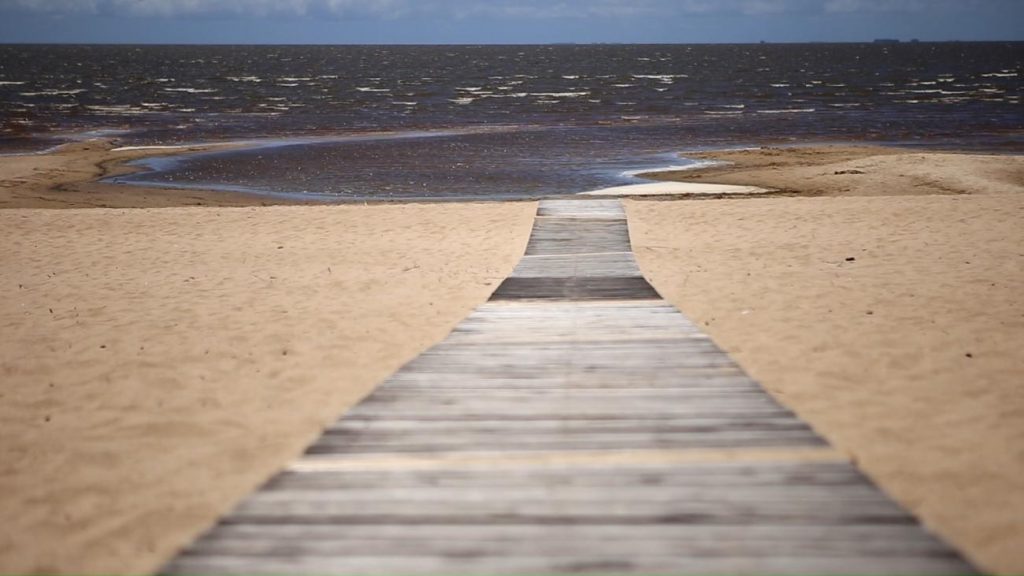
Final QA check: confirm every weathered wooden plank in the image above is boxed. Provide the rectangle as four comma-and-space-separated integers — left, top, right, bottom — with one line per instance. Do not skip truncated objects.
304, 434, 827, 454
443, 330, 702, 343
388, 366, 748, 382
245, 484, 889, 504
453, 320, 695, 333
453, 319, 703, 338
285, 447, 849, 474
343, 399, 791, 418
324, 416, 816, 433
358, 384, 776, 400
337, 411, 798, 423
227, 495, 912, 523
447, 326, 702, 341
365, 388, 777, 400
402, 344, 738, 358
379, 370, 749, 387
473, 299, 682, 311
378, 380, 761, 392
443, 331, 710, 344
470, 300, 687, 315
399, 356, 741, 370
537, 199, 625, 219
455, 310, 699, 321
191, 523, 950, 548
528, 218, 631, 236
402, 348, 740, 368
267, 464, 871, 491
458, 304, 707, 334
417, 336, 727, 350
350, 393, 784, 407
421, 341, 733, 357
381, 371, 755, 388
394, 363, 743, 377
491, 276, 662, 300
164, 553, 974, 576
186, 531, 958, 558
510, 252, 642, 278
341, 394, 786, 408
525, 219, 633, 255
402, 356, 737, 370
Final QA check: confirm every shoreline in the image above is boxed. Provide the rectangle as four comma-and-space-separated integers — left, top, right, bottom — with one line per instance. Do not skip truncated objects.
0, 139, 302, 209
3, 135, 1022, 209
0, 127, 491, 209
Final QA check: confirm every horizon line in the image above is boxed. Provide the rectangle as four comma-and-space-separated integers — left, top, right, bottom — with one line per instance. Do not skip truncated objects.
2, 39, 1022, 47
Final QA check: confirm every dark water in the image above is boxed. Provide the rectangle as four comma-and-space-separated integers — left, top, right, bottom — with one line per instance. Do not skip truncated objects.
2, 43, 1021, 199
115, 125, 729, 200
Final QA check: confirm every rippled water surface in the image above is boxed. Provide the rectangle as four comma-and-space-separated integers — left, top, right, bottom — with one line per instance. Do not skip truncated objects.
2, 43, 1020, 198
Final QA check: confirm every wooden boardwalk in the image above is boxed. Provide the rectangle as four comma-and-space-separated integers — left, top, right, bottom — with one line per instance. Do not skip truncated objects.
163, 199, 975, 575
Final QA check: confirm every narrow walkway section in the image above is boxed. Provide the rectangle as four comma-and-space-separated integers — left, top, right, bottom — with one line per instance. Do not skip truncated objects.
163, 199, 974, 575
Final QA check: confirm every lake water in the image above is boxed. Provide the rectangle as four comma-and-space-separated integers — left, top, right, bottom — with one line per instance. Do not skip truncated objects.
2, 43, 1020, 199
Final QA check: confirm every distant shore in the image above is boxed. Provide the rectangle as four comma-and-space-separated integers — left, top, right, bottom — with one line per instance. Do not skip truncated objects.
1, 141, 1022, 574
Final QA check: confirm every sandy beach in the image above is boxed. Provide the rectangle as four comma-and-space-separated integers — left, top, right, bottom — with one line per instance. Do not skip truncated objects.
1, 142, 1022, 574
0, 192, 536, 573
629, 146, 1024, 574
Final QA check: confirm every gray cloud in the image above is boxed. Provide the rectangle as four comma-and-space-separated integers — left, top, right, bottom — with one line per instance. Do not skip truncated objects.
8, 0, 414, 17
450, 1, 663, 19
826, 0, 925, 12
11, 0, 101, 13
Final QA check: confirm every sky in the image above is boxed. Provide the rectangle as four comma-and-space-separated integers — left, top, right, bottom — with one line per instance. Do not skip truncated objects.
0, 0, 1021, 44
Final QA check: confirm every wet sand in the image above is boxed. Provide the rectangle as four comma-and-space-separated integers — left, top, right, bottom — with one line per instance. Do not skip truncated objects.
0, 139, 321, 209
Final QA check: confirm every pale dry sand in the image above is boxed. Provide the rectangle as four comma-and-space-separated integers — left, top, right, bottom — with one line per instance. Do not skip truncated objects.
0, 202, 536, 574
643, 144, 1024, 197
627, 148, 1024, 574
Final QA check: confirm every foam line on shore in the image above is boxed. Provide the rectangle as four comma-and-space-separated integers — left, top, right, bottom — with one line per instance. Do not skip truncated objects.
620, 159, 722, 179
111, 144, 213, 152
